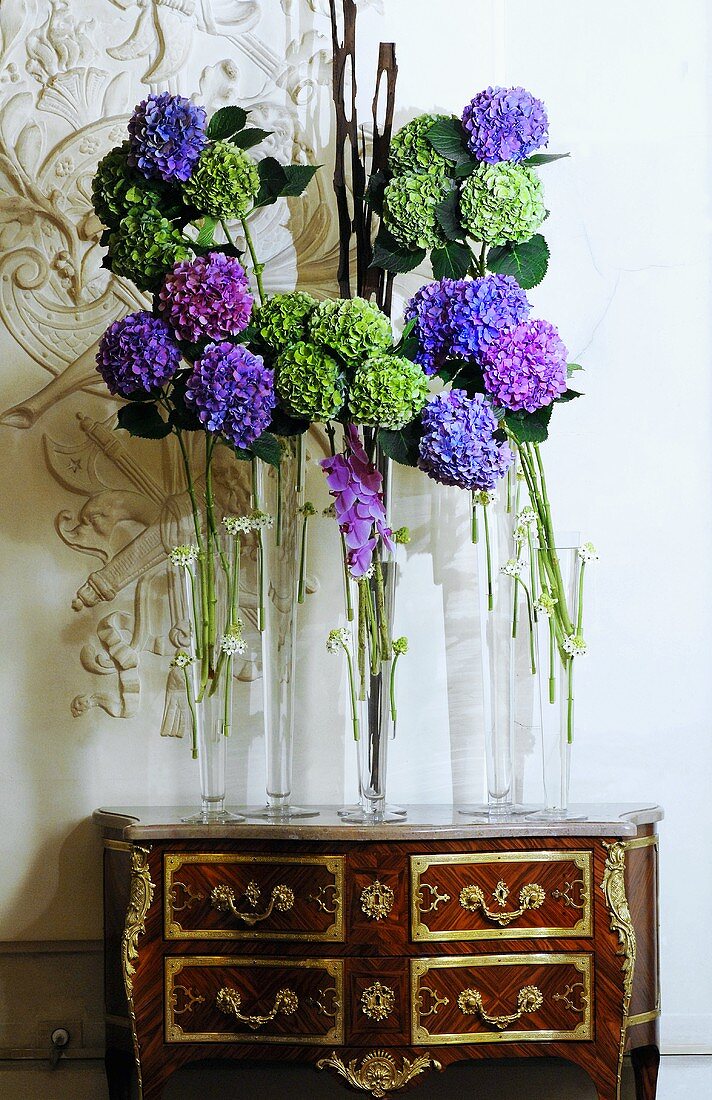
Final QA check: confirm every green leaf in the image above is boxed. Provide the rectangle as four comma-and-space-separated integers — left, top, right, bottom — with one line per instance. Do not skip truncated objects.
504, 405, 554, 444
268, 408, 311, 437
427, 117, 468, 162
280, 163, 320, 197
435, 361, 462, 385
431, 240, 472, 280
365, 168, 388, 216
196, 216, 217, 248
116, 402, 172, 440
255, 157, 288, 207
435, 190, 465, 242
525, 152, 570, 166
250, 431, 282, 466
370, 226, 426, 274
377, 422, 423, 467
567, 363, 584, 376
556, 388, 583, 403
207, 106, 248, 140
231, 127, 271, 150
487, 234, 550, 290
453, 158, 477, 179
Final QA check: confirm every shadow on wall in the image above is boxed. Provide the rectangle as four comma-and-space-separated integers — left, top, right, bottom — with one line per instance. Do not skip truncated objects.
161, 1055, 634, 1099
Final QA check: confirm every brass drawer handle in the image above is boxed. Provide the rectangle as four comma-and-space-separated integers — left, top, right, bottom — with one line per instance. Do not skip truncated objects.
459, 881, 545, 926
211, 882, 295, 926
216, 986, 299, 1030
458, 985, 543, 1031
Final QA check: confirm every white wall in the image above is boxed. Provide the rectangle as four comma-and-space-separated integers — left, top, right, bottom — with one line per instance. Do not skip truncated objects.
0, 0, 709, 1061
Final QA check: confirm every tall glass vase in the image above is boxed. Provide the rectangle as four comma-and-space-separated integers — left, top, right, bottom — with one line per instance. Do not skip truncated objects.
251, 442, 318, 820
532, 537, 586, 821
176, 533, 244, 824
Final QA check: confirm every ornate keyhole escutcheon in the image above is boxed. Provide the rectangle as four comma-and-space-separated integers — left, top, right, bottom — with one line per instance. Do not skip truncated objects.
360, 880, 394, 921
360, 982, 396, 1022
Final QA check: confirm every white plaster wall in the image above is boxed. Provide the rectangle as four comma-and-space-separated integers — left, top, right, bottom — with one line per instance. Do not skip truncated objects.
0, 0, 710, 1060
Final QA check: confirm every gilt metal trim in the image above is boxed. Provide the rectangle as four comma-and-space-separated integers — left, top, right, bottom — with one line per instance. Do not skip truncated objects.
458, 984, 543, 1030
121, 846, 154, 1099
216, 986, 299, 1031
316, 1050, 442, 1097
601, 840, 637, 1097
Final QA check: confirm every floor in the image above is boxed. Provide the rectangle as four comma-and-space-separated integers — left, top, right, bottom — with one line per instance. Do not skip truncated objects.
0, 1056, 709, 1098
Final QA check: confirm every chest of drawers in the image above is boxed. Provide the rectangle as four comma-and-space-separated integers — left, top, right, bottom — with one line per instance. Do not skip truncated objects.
95, 804, 661, 1100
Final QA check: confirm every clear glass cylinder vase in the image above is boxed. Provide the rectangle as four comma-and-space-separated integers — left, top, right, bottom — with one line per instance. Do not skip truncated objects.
251, 443, 317, 820
533, 538, 585, 820
177, 533, 244, 824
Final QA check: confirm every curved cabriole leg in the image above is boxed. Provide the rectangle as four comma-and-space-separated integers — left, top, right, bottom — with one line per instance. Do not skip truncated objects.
631, 1045, 660, 1100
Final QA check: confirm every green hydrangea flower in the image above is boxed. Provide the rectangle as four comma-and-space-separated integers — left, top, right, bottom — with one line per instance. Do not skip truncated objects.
182, 141, 260, 219
253, 291, 318, 352
275, 341, 345, 422
389, 114, 452, 178
382, 172, 449, 250
106, 208, 190, 292
92, 143, 167, 229
308, 297, 392, 366
459, 162, 545, 246
348, 354, 429, 430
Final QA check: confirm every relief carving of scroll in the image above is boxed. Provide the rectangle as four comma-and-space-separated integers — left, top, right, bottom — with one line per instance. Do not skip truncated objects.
0, 0, 339, 729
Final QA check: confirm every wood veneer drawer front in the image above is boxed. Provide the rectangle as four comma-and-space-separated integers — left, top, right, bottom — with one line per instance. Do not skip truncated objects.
164, 853, 345, 941
164, 956, 344, 1045
410, 850, 592, 941
411, 953, 593, 1045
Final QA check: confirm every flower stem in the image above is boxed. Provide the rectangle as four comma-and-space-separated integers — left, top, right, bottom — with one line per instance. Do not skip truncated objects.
182, 667, 198, 759
482, 503, 493, 612
251, 459, 265, 631
471, 494, 478, 544
241, 215, 266, 305
374, 558, 391, 658
566, 657, 575, 743
577, 558, 586, 633
357, 582, 367, 700
298, 511, 309, 604
479, 241, 487, 278
389, 651, 402, 724
340, 641, 360, 741
222, 655, 233, 737
549, 620, 556, 704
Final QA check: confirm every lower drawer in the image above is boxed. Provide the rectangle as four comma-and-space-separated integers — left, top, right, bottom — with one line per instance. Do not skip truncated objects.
165, 956, 343, 1045
411, 953, 593, 1045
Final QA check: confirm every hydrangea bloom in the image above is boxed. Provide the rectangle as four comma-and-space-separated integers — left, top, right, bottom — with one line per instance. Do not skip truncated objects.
321, 425, 394, 578
460, 162, 545, 246
309, 297, 392, 366
389, 114, 452, 177
182, 142, 260, 219
382, 172, 449, 250
418, 389, 512, 491
158, 252, 253, 343
348, 353, 429, 430
253, 291, 318, 351
405, 275, 531, 373
462, 87, 549, 163
96, 311, 180, 397
106, 208, 190, 292
127, 93, 207, 182
481, 319, 567, 412
275, 341, 344, 421
92, 143, 167, 228
186, 342, 276, 449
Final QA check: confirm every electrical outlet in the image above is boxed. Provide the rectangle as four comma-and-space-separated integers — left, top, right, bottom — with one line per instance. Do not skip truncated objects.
37, 1018, 83, 1049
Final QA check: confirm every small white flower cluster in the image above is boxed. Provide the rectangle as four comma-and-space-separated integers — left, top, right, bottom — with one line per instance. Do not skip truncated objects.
563, 633, 587, 657
500, 558, 524, 579
518, 506, 537, 527
169, 544, 199, 568
223, 515, 253, 536
171, 650, 193, 668
577, 541, 599, 563
534, 592, 557, 617
326, 627, 350, 654
473, 489, 497, 507
221, 619, 247, 656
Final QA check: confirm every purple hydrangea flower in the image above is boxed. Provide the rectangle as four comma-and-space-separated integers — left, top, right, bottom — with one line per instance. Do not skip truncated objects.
462, 86, 549, 164
321, 425, 394, 578
404, 275, 531, 372
158, 252, 254, 343
127, 93, 207, 182
96, 311, 180, 397
481, 319, 568, 412
186, 342, 276, 449
404, 279, 457, 376
418, 389, 512, 491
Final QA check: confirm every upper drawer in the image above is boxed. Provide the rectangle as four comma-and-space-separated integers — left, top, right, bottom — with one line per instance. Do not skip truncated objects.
164, 853, 345, 942
410, 850, 592, 941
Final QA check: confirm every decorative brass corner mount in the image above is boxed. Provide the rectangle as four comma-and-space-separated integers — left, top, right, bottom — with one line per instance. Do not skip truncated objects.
601, 840, 637, 1093
121, 845, 154, 1099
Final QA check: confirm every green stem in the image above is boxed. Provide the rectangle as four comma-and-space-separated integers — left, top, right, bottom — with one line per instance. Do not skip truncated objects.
251, 459, 265, 631
471, 494, 478, 544
182, 667, 198, 759
577, 558, 586, 634
357, 582, 367, 700
222, 655, 233, 737
205, 436, 230, 582
479, 241, 487, 278
276, 459, 282, 547
566, 657, 575, 744
374, 559, 391, 658
298, 512, 309, 604
241, 215, 266, 304
362, 578, 380, 676
296, 433, 305, 494
549, 620, 556, 704
528, 528, 538, 622
483, 504, 493, 612
389, 651, 401, 724
341, 642, 360, 742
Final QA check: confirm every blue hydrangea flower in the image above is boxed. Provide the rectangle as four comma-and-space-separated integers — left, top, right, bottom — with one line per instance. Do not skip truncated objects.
449, 275, 531, 359
418, 389, 512, 491
186, 342, 276, 449
404, 279, 457, 376
96, 311, 180, 397
462, 86, 549, 163
127, 93, 207, 182
481, 319, 568, 412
